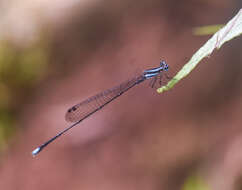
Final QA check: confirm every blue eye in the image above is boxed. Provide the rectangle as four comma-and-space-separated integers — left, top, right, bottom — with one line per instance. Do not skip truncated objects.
160, 60, 166, 67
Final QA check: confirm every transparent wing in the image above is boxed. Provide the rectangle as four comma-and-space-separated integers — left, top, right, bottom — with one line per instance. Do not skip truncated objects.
65, 75, 145, 123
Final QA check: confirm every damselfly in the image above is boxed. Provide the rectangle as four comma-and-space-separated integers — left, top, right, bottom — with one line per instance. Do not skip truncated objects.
32, 60, 169, 156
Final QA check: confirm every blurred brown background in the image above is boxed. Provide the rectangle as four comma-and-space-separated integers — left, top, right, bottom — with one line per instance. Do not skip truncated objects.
0, 0, 241, 190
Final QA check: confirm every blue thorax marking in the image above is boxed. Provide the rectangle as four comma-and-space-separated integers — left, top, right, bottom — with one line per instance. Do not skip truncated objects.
143, 60, 168, 79
144, 73, 159, 79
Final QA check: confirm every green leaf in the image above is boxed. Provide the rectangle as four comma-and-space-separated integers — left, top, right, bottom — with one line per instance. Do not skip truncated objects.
193, 24, 224, 35
157, 9, 242, 93
182, 175, 210, 190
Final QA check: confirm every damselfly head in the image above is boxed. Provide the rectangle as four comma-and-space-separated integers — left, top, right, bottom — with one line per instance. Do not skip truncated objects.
160, 60, 169, 71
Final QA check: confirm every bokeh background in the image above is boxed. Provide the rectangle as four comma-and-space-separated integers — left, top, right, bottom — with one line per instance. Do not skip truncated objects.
0, 0, 241, 190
